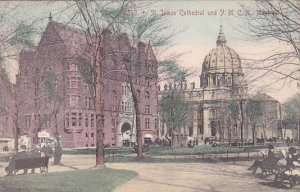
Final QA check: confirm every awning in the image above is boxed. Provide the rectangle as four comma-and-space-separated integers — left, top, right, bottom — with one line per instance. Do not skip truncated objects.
144, 134, 153, 138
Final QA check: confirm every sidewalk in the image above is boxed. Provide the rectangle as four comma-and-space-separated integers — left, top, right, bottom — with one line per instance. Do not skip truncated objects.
0, 153, 298, 191
0, 154, 96, 177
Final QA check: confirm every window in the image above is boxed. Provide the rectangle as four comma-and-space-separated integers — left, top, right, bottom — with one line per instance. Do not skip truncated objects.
91, 133, 94, 141
65, 113, 70, 127
112, 90, 117, 100
79, 113, 82, 126
154, 118, 158, 130
112, 119, 116, 133
68, 76, 80, 88
137, 90, 140, 99
85, 97, 92, 108
24, 82, 29, 92
145, 91, 150, 99
128, 102, 132, 112
91, 114, 94, 127
70, 95, 80, 107
71, 77, 77, 88
122, 85, 130, 96
68, 63, 78, 71
145, 77, 150, 87
71, 113, 77, 126
77, 77, 81, 88
121, 102, 124, 112
145, 118, 150, 129
85, 97, 88, 107
85, 114, 88, 127
227, 77, 232, 86
123, 102, 132, 112
145, 105, 150, 114
112, 104, 118, 111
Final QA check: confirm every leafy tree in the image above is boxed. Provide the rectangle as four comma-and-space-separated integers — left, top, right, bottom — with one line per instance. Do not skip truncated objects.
227, 100, 239, 146
283, 93, 300, 140
245, 99, 263, 145
159, 91, 191, 147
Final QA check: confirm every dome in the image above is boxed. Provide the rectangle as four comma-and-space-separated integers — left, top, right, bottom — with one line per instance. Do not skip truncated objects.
200, 25, 245, 88
201, 25, 242, 74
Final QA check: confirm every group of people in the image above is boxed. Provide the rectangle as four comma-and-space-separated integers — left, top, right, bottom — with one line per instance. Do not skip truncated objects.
5, 138, 63, 175
5, 146, 42, 175
248, 144, 300, 174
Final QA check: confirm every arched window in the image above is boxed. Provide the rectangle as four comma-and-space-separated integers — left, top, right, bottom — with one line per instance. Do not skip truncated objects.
112, 90, 117, 100
121, 102, 124, 112
145, 91, 150, 99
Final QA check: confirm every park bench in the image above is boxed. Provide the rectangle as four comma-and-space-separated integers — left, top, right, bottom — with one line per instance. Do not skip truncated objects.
6, 156, 50, 175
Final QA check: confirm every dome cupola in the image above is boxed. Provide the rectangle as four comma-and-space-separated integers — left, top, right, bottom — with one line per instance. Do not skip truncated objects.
216, 25, 226, 46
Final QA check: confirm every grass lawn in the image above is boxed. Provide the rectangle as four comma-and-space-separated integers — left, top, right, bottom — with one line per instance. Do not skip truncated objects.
0, 168, 137, 192
63, 147, 134, 155
63, 145, 263, 157
147, 145, 245, 155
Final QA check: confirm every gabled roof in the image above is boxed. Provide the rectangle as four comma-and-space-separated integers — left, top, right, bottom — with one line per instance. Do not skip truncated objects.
253, 92, 277, 102
49, 21, 87, 56
39, 20, 157, 63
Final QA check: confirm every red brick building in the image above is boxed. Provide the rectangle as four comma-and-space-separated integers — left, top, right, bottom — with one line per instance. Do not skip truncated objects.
17, 18, 158, 148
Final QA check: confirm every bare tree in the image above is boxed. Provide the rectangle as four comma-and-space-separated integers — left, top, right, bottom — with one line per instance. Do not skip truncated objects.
0, 2, 35, 151
68, 0, 134, 166
238, 1, 300, 87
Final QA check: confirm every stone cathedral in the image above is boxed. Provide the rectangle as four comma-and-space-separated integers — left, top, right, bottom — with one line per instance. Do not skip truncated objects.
158, 26, 279, 144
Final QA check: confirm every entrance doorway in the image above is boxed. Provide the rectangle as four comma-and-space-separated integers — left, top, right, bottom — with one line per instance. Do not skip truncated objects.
121, 122, 131, 146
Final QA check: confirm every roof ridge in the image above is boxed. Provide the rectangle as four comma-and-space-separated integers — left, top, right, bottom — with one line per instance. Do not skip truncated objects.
50, 20, 86, 35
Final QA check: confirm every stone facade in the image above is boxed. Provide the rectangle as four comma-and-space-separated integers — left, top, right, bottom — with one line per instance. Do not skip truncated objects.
158, 26, 279, 144
17, 18, 158, 148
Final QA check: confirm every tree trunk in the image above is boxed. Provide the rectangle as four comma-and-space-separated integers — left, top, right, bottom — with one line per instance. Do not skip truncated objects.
228, 128, 231, 147
127, 69, 143, 158
239, 99, 244, 147
95, 58, 105, 167
252, 122, 256, 145
13, 95, 19, 152
96, 113, 104, 166
135, 113, 143, 158
54, 112, 59, 136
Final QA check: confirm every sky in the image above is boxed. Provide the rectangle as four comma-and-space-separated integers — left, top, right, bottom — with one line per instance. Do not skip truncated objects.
4, 0, 299, 103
